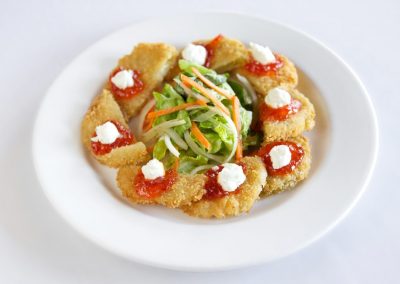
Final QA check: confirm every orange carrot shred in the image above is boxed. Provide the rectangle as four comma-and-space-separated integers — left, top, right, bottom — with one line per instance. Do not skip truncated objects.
191, 67, 234, 99
232, 96, 241, 132
143, 116, 155, 131
142, 105, 155, 131
191, 122, 212, 150
147, 100, 206, 119
231, 96, 242, 161
180, 74, 230, 116
173, 157, 180, 170
236, 140, 243, 161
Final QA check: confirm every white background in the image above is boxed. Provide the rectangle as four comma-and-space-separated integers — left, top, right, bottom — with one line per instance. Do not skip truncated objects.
0, 0, 399, 283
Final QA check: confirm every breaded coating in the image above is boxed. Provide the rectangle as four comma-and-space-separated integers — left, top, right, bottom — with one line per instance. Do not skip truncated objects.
195, 36, 248, 73
117, 166, 206, 208
164, 56, 180, 82
182, 157, 267, 218
261, 136, 311, 197
95, 143, 149, 168
108, 43, 178, 118
262, 87, 315, 143
236, 54, 298, 93
81, 89, 148, 168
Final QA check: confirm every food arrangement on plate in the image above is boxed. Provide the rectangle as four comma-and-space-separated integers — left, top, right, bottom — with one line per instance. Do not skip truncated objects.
81, 34, 315, 218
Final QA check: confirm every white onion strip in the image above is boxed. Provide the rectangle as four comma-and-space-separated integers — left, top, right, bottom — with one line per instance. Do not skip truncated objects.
192, 110, 217, 122
141, 119, 186, 142
136, 99, 155, 137
176, 81, 209, 103
163, 135, 180, 158
184, 131, 225, 163
164, 128, 188, 150
236, 74, 258, 104
236, 74, 259, 119
190, 164, 215, 175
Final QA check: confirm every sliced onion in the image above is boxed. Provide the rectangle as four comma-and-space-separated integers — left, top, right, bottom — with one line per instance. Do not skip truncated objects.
136, 99, 155, 136
190, 164, 216, 175
176, 81, 209, 103
192, 110, 217, 122
184, 131, 225, 163
186, 105, 209, 112
164, 128, 188, 150
163, 135, 180, 158
236, 74, 258, 104
141, 119, 186, 142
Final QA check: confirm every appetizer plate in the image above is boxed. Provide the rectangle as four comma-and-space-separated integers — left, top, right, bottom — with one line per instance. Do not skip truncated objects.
32, 12, 378, 271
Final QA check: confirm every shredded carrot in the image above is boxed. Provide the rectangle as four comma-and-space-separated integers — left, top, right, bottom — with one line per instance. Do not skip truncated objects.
173, 157, 180, 170
143, 116, 155, 131
236, 140, 243, 161
191, 67, 233, 99
231, 96, 241, 133
231, 96, 242, 161
147, 100, 206, 119
180, 74, 230, 116
191, 122, 212, 150
142, 105, 155, 131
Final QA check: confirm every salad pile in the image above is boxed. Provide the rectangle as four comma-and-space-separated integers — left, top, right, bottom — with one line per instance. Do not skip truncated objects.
138, 60, 261, 174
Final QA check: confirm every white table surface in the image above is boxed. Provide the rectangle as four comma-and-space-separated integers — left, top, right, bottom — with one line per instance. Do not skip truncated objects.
1, 0, 398, 283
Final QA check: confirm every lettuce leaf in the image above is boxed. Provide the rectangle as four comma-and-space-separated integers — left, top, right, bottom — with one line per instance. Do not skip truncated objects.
178, 154, 208, 173
198, 116, 234, 150
228, 79, 253, 108
240, 107, 252, 137
174, 110, 191, 136
178, 59, 211, 75
203, 132, 223, 154
153, 84, 191, 134
153, 138, 167, 160
179, 59, 228, 85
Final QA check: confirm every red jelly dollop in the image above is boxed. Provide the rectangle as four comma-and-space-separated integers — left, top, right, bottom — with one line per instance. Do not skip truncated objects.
203, 34, 224, 68
109, 67, 144, 99
256, 141, 304, 176
203, 164, 246, 200
91, 120, 135, 156
259, 99, 302, 121
134, 169, 177, 199
244, 54, 283, 76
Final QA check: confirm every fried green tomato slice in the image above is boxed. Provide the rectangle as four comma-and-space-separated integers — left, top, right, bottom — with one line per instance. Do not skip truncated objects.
117, 165, 206, 208
260, 136, 311, 197
81, 89, 148, 168
182, 157, 267, 218
261, 87, 315, 143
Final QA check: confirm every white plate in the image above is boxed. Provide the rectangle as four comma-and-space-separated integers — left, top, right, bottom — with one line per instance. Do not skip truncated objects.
32, 13, 378, 271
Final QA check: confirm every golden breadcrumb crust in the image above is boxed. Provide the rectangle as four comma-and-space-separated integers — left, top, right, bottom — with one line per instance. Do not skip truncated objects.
262, 87, 315, 143
261, 136, 311, 197
182, 157, 267, 218
194, 36, 248, 73
81, 89, 148, 168
117, 166, 206, 208
106, 43, 178, 118
236, 54, 298, 94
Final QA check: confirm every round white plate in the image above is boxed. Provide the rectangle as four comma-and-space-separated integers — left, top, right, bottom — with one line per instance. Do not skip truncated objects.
32, 13, 378, 271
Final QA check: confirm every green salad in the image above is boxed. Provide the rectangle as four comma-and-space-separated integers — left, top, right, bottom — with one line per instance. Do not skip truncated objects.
140, 59, 260, 174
